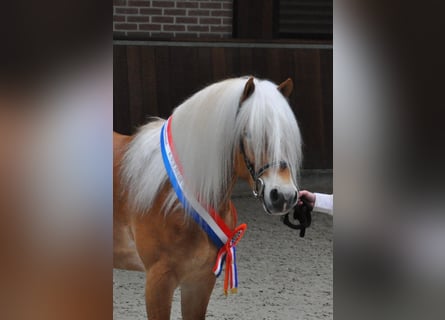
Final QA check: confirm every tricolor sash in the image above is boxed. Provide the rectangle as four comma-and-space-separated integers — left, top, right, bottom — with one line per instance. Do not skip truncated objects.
160, 116, 247, 295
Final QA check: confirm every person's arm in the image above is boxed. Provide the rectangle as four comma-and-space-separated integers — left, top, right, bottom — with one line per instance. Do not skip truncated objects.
313, 193, 333, 216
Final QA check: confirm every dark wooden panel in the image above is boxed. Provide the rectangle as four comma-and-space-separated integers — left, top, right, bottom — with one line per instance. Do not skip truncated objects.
113, 44, 332, 169
113, 46, 131, 134
140, 46, 158, 120
224, 47, 239, 78
168, 46, 193, 109
234, 0, 333, 40
238, 47, 254, 76
211, 47, 227, 80
293, 49, 326, 168
154, 46, 172, 118
234, 0, 274, 39
277, 0, 333, 39
319, 49, 333, 168
196, 47, 213, 87
126, 46, 144, 130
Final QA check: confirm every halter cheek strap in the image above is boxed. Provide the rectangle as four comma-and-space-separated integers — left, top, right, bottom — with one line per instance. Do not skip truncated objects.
239, 140, 288, 199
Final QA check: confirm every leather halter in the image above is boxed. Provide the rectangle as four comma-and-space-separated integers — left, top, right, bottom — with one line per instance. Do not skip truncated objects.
239, 139, 288, 199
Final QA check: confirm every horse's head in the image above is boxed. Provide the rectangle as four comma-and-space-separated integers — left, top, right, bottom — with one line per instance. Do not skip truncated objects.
235, 77, 301, 215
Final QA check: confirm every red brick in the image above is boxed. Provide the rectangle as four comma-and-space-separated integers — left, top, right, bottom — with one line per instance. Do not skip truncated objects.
199, 33, 222, 39
222, 2, 232, 10
210, 25, 232, 33
199, 17, 221, 25
176, 17, 198, 24
152, 16, 174, 23
187, 25, 209, 32
127, 16, 150, 22
152, 1, 174, 7
222, 18, 232, 25
175, 33, 199, 38
211, 10, 232, 17
176, 2, 198, 8
113, 15, 125, 22
139, 24, 162, 31
199, 2, 221, 9
126, 31, 159, 39
115, 7, 138, 14
115, 23, 138, 30
164, 9, 186, 16
114, 31, 127, 38
139, 8, 162, 15
113, 0, 127, 5
128, 0, 151, 7
163, 24, 186, 31
188, 10, 210, 16
148, 32, 175, 38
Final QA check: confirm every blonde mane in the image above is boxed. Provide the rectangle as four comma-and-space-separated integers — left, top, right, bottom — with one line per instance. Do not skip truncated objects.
121, 77, 302, 214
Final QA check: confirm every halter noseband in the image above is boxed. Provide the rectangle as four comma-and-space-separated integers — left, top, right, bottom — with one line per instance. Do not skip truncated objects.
239, 139, 288, 199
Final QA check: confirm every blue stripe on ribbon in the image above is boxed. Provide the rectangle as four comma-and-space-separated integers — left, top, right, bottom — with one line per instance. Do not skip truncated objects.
215, 253, 226, 277
160, 123, 225, 249
232, 246, 238, 287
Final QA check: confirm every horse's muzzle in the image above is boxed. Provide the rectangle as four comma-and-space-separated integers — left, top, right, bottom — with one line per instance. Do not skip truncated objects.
261, 188, 298, 216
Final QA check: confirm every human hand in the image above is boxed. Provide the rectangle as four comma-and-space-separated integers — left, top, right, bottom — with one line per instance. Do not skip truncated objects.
297, 190, 315, 211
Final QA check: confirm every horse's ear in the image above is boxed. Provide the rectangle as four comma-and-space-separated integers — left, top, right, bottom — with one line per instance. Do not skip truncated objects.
240, 76, 255, 104
277, 78, 293, 98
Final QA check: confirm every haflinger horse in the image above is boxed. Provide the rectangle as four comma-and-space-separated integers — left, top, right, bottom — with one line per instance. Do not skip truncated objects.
114, 76, 302, 319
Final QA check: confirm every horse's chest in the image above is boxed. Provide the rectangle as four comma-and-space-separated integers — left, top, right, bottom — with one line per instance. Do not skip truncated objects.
163, 224, 217, 281
134, 207, 220, 277
183, 224, 217, 264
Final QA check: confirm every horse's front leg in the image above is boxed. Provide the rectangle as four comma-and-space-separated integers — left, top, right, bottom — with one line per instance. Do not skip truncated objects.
145, 262, 178, 320
180, 271, 216, 320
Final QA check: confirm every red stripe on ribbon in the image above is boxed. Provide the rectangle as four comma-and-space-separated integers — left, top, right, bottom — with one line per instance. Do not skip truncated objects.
165, 116, 247, 294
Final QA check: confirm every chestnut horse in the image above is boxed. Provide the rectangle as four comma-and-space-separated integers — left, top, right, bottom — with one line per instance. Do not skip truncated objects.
114, 76, 302, 319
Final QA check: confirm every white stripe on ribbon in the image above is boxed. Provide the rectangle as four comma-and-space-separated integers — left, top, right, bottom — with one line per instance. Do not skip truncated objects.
162, 118, 229, 245
161, 117, 246, 292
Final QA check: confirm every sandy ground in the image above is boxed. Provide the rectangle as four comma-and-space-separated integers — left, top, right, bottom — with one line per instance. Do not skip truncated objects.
114, 174, 333, 319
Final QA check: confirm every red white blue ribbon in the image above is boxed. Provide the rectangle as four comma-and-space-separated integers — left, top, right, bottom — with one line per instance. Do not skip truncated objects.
160, 116, 247, 295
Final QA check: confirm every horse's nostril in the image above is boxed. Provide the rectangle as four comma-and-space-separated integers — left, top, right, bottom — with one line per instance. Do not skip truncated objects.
270, 188, 279, 202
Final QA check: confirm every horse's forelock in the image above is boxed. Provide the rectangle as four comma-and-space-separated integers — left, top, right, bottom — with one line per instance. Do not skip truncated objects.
235, 80, 302, 184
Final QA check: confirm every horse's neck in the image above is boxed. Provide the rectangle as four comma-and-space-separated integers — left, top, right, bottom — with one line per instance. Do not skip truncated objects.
216, 174, 238, 229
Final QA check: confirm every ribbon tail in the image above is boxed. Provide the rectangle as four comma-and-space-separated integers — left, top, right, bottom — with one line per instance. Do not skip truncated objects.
224, 248, 232, 296
230, 246, 238, 294
212, 223, 247, 295
213, 247, 226, 277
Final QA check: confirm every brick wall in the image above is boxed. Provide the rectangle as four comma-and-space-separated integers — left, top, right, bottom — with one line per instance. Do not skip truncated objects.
114, 0, 233, 39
